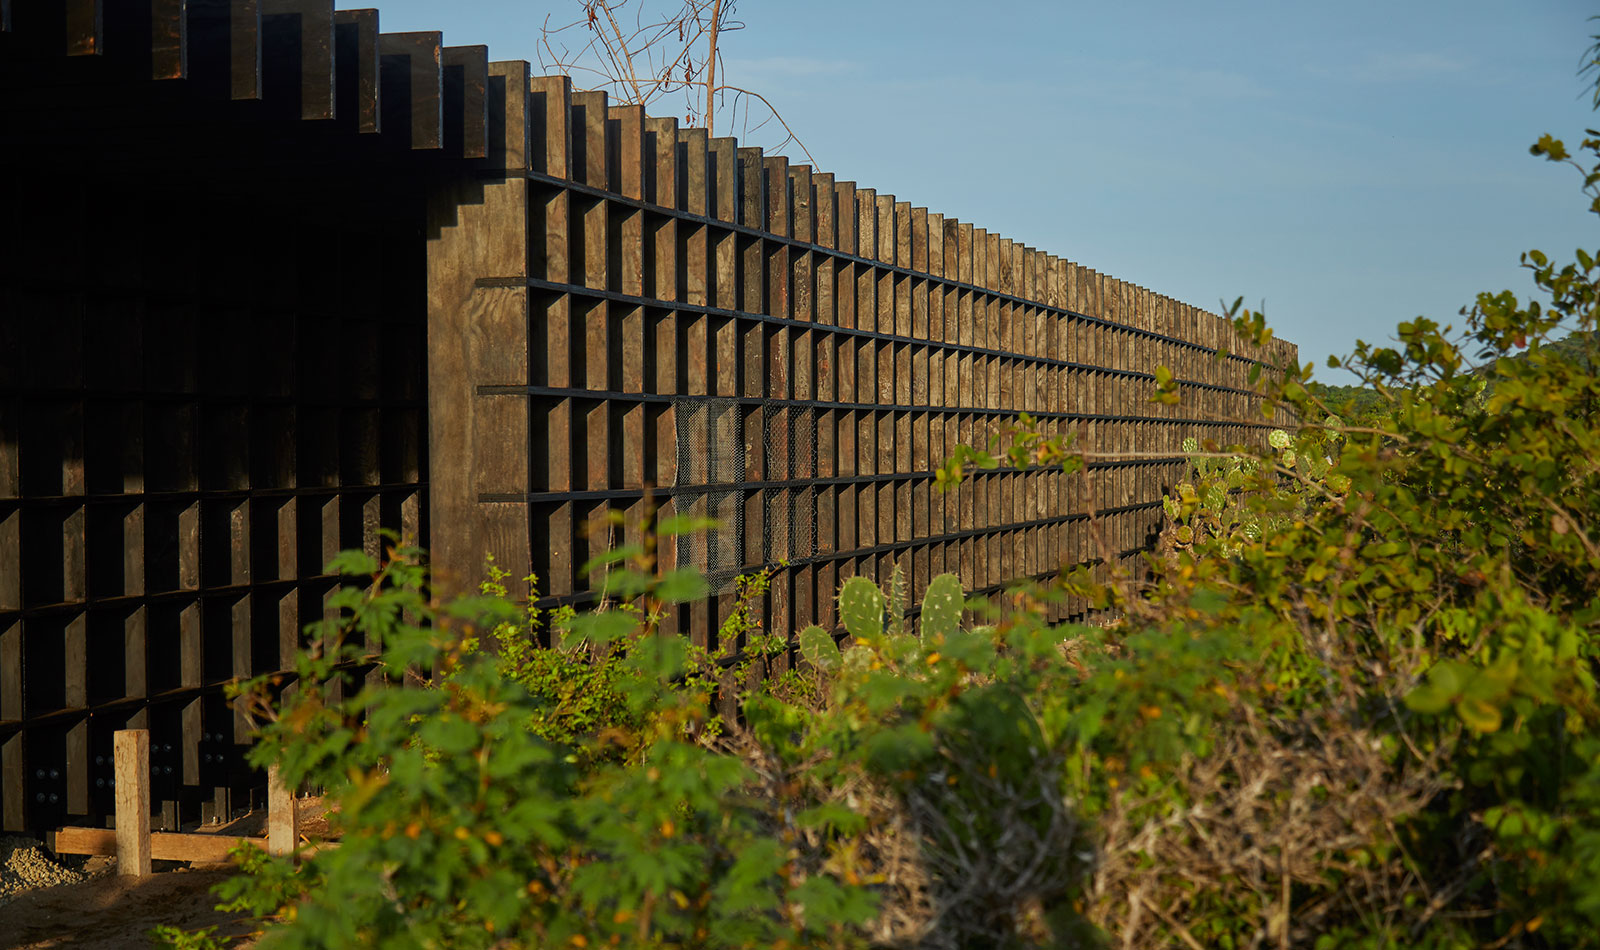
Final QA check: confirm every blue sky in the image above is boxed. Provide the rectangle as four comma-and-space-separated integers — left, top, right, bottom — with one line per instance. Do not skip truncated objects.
375, 0, 1597, 378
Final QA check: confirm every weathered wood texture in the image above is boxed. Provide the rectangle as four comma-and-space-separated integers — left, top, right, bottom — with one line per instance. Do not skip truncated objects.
113, 728, 150, 876
53, 826, 262, 863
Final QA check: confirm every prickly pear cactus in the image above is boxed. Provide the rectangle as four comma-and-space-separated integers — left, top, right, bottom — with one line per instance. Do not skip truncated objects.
919, 573, 964, 639
888, 564, 909, 636
798, 624, 841, 671
837, 575, 886, 639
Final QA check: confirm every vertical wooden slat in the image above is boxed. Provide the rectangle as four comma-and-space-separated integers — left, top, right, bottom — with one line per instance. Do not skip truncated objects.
379, 31, 442, 149
442, 45, 489, 159
425, 59, 534, 599
226, 0, 263, 99
530, 75, 573, 595
66, 0, 102, 55
333, 9, 378, 129
610, 105, 647, 500
262, 0, 333, 118
151, 0, 187, 79
1, 615, 20, 831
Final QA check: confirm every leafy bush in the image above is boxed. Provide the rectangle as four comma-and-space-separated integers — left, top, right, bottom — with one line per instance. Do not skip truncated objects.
221, 533, 884, 950
923, 127, 1600, 948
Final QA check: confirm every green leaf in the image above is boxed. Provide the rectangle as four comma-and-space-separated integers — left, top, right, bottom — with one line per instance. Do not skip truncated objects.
1405, 684, 1452, 715
561, 609, 639, 647
418, 715, 479, 756
1457, 697, 1503, 733
578, 543, 644, 578
325, 550, 380, 577
653, 514, 720, 537
654, 568, 709, 604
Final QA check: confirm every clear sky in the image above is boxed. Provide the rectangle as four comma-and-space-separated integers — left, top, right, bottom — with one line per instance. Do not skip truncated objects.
372, 0, 1597, 379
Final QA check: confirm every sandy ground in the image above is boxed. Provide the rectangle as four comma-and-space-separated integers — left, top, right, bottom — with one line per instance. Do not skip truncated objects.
0, 864, 260, 950
0, 797, 330, 949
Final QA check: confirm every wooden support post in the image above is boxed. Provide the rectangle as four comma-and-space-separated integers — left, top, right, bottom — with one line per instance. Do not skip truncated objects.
267, 764, 296, 857
114, 729, 151, 877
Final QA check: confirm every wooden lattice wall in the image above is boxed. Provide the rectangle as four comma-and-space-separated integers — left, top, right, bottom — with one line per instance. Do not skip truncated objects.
1, 0, 1297, 837
426, 74, 1299, 660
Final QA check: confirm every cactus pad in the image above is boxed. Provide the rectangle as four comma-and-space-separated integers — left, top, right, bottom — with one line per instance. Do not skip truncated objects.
798, 624, 841, 671
920, 573, 964, 639
837, 575, 886, 639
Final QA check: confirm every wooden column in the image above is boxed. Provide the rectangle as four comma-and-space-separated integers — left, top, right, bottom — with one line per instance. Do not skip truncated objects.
266, 763, 296, 856
113, 729, 151, 877
425, 60, 534, 598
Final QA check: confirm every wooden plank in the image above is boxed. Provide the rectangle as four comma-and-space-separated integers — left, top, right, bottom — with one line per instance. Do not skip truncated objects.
227, 0, 262, 99
442, 45, 488, 159
151, 0, 187, 79
65, 614, 87, 814
379, 31, 442, 149
678, 127, 709, 396
66, 0, 103, 55
55, 826, 270, 864
1, 727, 21, 832
0, 510, 16, 614
114, 729, 151, 876
262, 0, 333, 118
646, 114, 679, 508
609, 106, 646, 486
267, 764, 296, 856
710, 137, 738, 397
426, 60, 534, 599
1, 617, 19, 831
333, 9, 379, 131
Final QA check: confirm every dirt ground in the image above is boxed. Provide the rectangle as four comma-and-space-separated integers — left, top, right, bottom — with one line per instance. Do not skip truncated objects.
0, 865, 260, 950
0, 797, 330, 949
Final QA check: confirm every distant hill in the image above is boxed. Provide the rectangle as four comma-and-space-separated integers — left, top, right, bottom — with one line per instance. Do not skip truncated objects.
1306, 380, 1386, 422
1504, 328, 1597, 371
1306, 330, 1597, 424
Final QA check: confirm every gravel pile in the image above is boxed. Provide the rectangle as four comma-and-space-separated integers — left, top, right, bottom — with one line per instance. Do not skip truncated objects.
0, 834, 96, 908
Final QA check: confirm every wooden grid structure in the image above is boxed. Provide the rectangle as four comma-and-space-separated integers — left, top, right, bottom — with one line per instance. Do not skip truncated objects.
0, 0, 1298, 837
433, 75, 1299, 653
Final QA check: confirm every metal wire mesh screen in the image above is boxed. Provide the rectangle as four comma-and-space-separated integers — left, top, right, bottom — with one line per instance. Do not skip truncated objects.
762, 405, 816, 564
674, 399, 745, 591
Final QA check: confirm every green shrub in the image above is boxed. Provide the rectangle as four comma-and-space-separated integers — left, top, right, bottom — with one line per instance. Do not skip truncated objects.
221, 531, 883, 950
